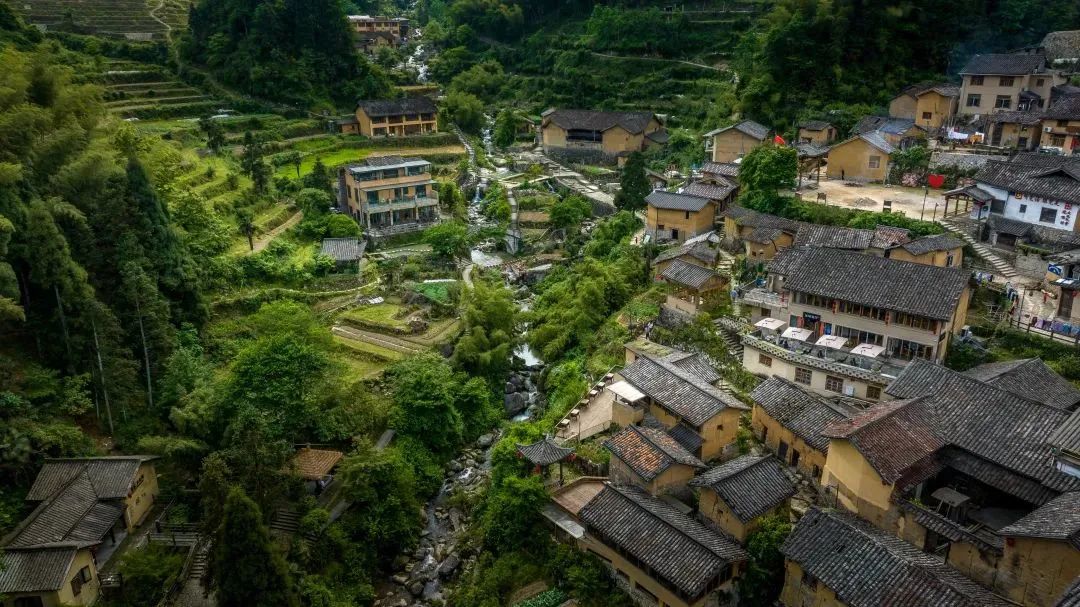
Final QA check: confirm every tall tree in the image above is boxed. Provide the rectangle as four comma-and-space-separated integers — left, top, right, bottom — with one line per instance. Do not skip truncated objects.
614, 152, 649, 212
737, 145, 798, 215
210, 487, 299, 607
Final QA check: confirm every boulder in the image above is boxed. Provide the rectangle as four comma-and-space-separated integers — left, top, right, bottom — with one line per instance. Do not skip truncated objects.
476, 434, 495, 448
438, 554, 461, 578
504, 392, 528, 415
408, 581, 425, 597
505, 382, 516, 394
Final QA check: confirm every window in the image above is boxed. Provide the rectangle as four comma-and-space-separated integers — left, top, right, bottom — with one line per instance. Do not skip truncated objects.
791, 450, 801, 468
888, 338, 934, 361
758, 353, 772, 367
825, 376, 844, 393
657, 224, 665, 231
966, 94, 981, 107
71, 576, 83, 596
1019, 203, 1028, 213
994, 95, 1011, 109
794, 368, 812, 385
762, 426, 768, 442
367, 191, 380, 204
14, 599, 44, 607
1040, 207, 1058, 223
79, 566, 92, 583
1037, 78, 1046, 87
1053, 134, 1067, 147
866, 385, 882, 400
416, 185, 426, 198
970, 75, 984, 85
999, 76, 1015, 87
684, 211, 690, 220
946, 252, 955, 267
868, 155, 881, 169
1059, 120, 1070, 127
922, 111, 933, 120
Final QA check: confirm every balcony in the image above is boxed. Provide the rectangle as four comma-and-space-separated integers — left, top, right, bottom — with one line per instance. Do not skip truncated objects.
363, 195, 439, 212
742, 330, 906, 382
740, 288, 786, 310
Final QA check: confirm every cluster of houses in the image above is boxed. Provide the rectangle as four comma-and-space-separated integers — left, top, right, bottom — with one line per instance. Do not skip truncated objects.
541, 229, 1080, 606
347, 15, 409, 54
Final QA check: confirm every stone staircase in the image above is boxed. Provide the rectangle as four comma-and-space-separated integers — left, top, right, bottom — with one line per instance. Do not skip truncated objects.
187, 544, 209, 580
712, 316, 747, 359
270, 508, 301, 535
938, 217, 1018, 280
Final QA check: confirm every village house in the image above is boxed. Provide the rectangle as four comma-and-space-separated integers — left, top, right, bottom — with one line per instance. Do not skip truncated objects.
738, 247, 971, 389
644, 191, 718, 244
958, 53, 1065, 116
540, 108, 665, 165
658, 259, 727, 317
780, 508, 1016, 607
337, 155, 439, 238
699, 161, 739, 185
796, 120, 837, 145
825, 132, 894, 182
347, 15, 408, 53
720, 206, 801, 259
0, 456, 161, 607
616, 340, 748, 462
984, 110, 1043, 150
318, 237, 365, 272
689, 454, 796, 543
546, 479, 748, 607
853, 116, 926, 148
338, 98, 437, 136
1041, 96, 1080, 155
819, 360, 1080, 607
704, 120, 770, 163
888, 82, 961, 130
604, 425, 704, 495
964, 154, 1080, 249
748, 377, 864, 480
652, 238, 720, 275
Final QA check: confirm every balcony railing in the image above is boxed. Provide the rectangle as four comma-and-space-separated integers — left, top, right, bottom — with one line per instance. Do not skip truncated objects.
740, 288, 786, 309
364, 195, 438, 208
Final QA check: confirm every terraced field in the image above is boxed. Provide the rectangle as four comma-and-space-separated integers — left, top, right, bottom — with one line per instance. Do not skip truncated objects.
99, 60, 228, 121
12, 0, 191, 39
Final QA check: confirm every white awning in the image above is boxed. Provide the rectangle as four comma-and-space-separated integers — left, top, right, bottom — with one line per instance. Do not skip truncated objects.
815, 335, 847, 349
607, 380, 646, 403
781, 327, 813, 341
755, 318, 786, 331
850, 343, 886, 358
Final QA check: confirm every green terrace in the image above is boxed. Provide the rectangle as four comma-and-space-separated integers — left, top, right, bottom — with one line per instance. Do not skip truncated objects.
13, 0, 176, 37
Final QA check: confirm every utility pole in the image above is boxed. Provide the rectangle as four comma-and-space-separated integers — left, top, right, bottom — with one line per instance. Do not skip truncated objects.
920, 186, 929, 221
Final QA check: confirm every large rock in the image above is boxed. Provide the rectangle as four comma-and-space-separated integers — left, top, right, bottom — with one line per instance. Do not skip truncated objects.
504, 392, 528, 415
476, 434, 494, 448
438, 554, 461, 578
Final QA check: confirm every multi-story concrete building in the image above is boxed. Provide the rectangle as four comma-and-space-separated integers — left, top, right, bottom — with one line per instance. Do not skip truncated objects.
338, 155, 439, 237
958, 53, 1065, 117
347, 15, 409, 53
339, 98, 438, 137
738, 246, 971, 399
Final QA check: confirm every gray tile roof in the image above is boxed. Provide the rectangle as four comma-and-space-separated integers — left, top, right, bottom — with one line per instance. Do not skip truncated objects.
742, 334, 896, 385
794, 142, 830, 158
578, 484, 747, 598
854, 116, 917, 136
998, 491, 1080, 548
975, 157, 1080, 205
744, 227, 784, 243
722, 205, 802, 233
645, 190, 712, 212
7, 470, 123, 547
799, 120, 833, 131
544, 109, 657, 135
690, 455, 795, 522
767, 246, 970, 320
885, 360, 1080, 501
356, 97, 437, 118
794, 225, 875, 250
823, 396, 944, 484
1057, 578, 1080, 607
899, 234, 964, 256
705, 120, 769, 141
1045, 96, 1080, 120
605, 425, 704, 481
700, 162, 739, 178
985, 110, 1043, 126
653, 241, 719, 266
1049, 409, 1080, 455
27, 457, 152, 501
681, 180, 736, 201
783, 508, 1015, 607
931, 152, 1010, 172
856, 131, 896, 154
660, 259, 719, 290
964, 358, 1080, 410
667, 423, 704, 454
0, 544, 86, 594
620, 350, 747, 427
961, 53, 1048, 75
517, 437, 573, 466
749, 377, 858, 452
349, 155, 429, 170
667, 351, 722, 384
319, 238, 365, 262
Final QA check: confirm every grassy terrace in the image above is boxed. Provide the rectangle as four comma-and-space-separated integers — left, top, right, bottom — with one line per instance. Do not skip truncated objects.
340, 302, 414, 332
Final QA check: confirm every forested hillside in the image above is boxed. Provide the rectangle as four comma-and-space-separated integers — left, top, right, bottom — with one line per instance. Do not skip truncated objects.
420, 0, 1080, 128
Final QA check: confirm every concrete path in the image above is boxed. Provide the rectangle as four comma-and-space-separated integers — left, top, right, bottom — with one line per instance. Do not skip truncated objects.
244, 210, 302, 254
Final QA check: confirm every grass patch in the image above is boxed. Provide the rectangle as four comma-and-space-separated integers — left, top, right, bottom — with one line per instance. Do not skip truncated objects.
277, 148, 373, 177
333, 336, 405, 362
340, 302, 411, 331
411, 281, 455, 305
401, 318, 462, 347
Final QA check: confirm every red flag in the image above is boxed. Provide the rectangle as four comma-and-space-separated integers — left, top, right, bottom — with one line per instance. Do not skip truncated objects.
774, 135, 786, 145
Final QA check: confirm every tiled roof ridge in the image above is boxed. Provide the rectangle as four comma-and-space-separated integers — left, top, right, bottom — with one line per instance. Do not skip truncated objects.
642, 352, 744, 411
911, 359, 1071, 414
3, 466, 97, 548
630, 425, 700, 467
606, 484, 732, 558
823, 396, 928, 439
701, 454, 770, 487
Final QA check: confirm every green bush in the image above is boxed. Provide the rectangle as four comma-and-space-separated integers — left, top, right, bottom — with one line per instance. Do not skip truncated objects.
514, 589, 568, 607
